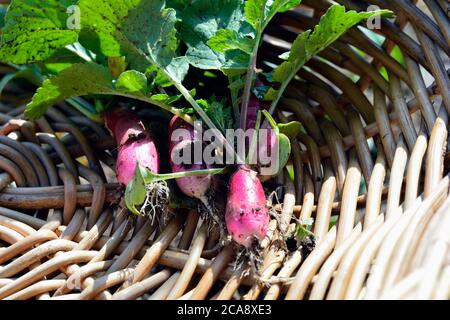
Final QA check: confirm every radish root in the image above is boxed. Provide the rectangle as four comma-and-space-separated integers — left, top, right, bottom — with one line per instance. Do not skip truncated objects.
139, 181, 170, 222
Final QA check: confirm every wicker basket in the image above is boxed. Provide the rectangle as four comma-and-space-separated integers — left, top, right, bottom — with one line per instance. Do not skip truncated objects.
0, 0, 449, 300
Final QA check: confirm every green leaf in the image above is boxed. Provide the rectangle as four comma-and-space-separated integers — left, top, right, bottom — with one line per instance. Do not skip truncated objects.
115, 70, 147, 94
108, 57, 127, 78
150, 93, 182, 105
197, 96, 234, 132
24, 62, 193, 123
261, 110, 291, 174
228, 76, 245, 94
328, 215, 338, 229
305, 6, 392, 59
0, 0, 79, 64
277, 121, 302, 140
206, 0, 299, 76
221, 50, 250, 76
264, 87, 279, 101
277, 133, 291, 174
245, 0, 302, 29
179, 0, 246, 70
25, 63, 114, 119
272, 31, 309, 83
78, 0, 187, 80
146, 65, 173, 88
268, 5, 392, 114
244, 0, 264, 28
0, 4, 7, 29
273, 5, 392, 83
275, 0, 302, 12
207, 29, 254, 55
125, 164, 147, 215
125, 165, 228, 214
278, 51, 290, 60
260, 110, 295, 174
42, 48, 87, 74
165, 56, 190, 84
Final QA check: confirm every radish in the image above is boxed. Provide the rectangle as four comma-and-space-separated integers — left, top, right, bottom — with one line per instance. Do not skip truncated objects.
105, 108, 146, 147
104, 108, 168, 218
115, 136, 159, 185
225, 166, 269, 247
246, 94, 268, 131
246, 77, 269, 131
168, 115, 213, 205
105, 108, 159, 186
246, 94, 279, 180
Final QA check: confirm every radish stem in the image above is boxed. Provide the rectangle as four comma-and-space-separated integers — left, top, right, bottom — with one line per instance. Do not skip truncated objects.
141, 53, 240, 163
246, 110, 262, 164
141, 167, 230, 184
239, 34, 261, 131
111, 92, 194, 125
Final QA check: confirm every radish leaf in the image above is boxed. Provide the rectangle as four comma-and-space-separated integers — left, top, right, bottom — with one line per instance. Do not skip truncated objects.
267, 5, 393, 115
179, 0, 247, 70
0, 0, 79, 64
25, 63, 114, 119
245, 0, 302, 30
278, 121, 302, 140
150, 93, 182, 105
277, 133, 291, 174
125, 164, 147, 216
78, 0, 188, 80
197, 97, 234, 132
262, 110, 291, 174
295, 218, 314, 240
207, 29, 254, 55
78, 0, 228, 134
25, 63, 191, 122
108, 57, 127, 78
0, 4, 6, 29
115, 70, 148, 95
218, 0, 302, 130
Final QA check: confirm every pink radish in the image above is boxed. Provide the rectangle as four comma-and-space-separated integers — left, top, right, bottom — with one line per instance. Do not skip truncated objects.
115, 135, 159, 185
104, 109, 159, 186
105, 108, 147, 147
246, 94, 278, 180
246, 94, 266, 131
225, 166, 269, 247
168, 116, 212, 204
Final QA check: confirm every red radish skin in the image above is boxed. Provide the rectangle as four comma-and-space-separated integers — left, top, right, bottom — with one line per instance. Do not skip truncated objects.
170, 140, 212, 200
104, 109, 159, 186
105, 109, 146, 147
168, 116, 213, 202
169, 116, 196, 141
225, 166, 269, 247
113, 118, 147, 147
246, 94, 278, 178
246, 77, 268, 130
246, 94, 269, 131
116, 134, 159, 185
